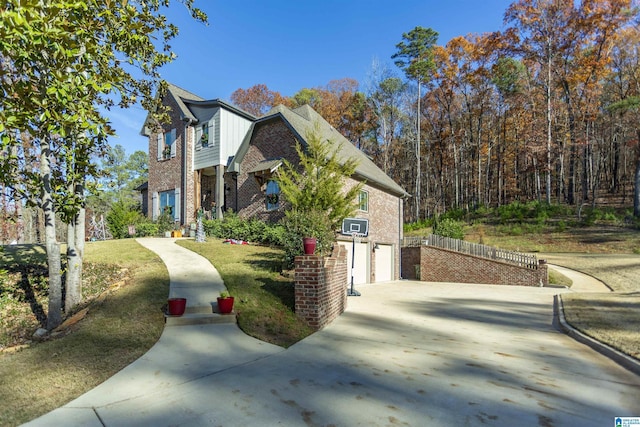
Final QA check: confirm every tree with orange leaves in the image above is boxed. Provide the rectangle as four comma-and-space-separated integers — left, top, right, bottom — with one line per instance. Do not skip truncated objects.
230, 84, 289, 116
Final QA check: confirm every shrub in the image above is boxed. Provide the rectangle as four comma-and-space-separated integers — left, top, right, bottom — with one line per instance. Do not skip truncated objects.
279, 208, 335, 268
106, 200, 143, 239
441, 208, 467, 221
432, 218, 465, 240
203, 219, 222, 237
404, 218, 433, 232
202, 213, 284, 246
133, 220, 159, 237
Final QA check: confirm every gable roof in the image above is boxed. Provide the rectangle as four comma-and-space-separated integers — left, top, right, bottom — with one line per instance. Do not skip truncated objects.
165, 83, 204, 122
230, 104, 409, 198
140, 83, 255, 136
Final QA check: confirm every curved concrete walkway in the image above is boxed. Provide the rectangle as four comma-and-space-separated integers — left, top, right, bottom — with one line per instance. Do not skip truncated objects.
24, 239, 640, 426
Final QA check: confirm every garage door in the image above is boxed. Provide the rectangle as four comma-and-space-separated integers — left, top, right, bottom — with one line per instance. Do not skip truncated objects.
338, 241, 369, 286
374, 244, 393, 282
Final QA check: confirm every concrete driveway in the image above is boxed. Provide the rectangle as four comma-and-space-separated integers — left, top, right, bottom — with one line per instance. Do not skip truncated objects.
24, 240, 640, 426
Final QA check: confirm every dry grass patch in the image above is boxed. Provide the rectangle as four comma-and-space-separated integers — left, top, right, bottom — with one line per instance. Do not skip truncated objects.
562, 292, 640, 360
0, 240, 169, 427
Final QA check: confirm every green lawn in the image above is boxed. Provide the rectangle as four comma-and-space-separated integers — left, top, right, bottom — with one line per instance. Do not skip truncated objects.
177, 239, 315, 347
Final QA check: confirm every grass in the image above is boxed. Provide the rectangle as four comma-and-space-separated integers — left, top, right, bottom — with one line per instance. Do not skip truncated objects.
561, 291, 640, 360
0, 240, 169, 427
177, 239, 315, 347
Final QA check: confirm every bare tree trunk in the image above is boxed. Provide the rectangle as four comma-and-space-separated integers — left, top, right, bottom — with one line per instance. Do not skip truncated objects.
65, 209, 84, 311
545, 43, 552, 204
634, 130, 640, 218
415, 81, 421, 221
42, 140, 62, 330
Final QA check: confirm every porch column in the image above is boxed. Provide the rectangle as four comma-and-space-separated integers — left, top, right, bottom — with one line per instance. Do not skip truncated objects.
215, 164, 225, 219
194, 170, 201, 213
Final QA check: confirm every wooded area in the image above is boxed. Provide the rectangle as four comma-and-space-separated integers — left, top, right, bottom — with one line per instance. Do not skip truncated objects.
232, 0, 640, 222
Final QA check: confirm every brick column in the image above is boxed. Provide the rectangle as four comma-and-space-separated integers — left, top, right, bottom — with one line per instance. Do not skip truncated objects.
294, 245, 348, 329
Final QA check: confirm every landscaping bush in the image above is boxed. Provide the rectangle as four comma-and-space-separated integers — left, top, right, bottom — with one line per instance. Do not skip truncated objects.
279, 208, 334, 268
133, 219, 159, 237
432, 218, 465, 240
106, 200, 144, 239
202, 212, 284, 246
203, 219, 222, 237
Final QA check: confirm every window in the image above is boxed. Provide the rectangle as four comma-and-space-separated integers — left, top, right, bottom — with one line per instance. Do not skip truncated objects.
159, 190, 176, 217
200, 123, 209, 148
265, 180, 280, 211
358, 190, 369, 212
157, 128, 176, 160
196, 120, 213, 150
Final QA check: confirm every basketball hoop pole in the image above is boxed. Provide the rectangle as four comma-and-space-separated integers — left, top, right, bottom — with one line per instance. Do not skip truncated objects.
348, 232, 361, 296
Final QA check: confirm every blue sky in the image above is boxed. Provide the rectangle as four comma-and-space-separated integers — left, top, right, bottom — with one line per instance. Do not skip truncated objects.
108, 0, 513, 154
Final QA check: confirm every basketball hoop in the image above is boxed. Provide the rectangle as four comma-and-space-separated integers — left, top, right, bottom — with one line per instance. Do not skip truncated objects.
341, 218, 369, 297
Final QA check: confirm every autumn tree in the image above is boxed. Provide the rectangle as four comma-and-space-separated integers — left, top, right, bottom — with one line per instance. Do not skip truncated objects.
0, 1, 206, 329
392, 26, 439, 221
230, 84, 289, 116
606, 25, 640, 217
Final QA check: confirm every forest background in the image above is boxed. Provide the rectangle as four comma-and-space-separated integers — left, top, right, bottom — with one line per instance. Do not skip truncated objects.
226, 0, 640, 223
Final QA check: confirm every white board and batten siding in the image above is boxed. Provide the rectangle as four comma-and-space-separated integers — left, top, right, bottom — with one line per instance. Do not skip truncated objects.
193, 108, 252, 171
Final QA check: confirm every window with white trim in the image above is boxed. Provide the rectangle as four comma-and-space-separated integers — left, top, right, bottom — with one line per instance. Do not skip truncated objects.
157, 128, 176, 160
358, 190, 369, 212
196, 120, 214, 151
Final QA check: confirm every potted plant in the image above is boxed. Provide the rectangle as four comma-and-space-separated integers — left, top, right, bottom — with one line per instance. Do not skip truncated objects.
302, 236, 317, 255
217, 291, 234, 314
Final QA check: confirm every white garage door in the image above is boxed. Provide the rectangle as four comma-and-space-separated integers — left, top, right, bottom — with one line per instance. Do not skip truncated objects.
374, 244, 393, 283
338, 241, 369, 286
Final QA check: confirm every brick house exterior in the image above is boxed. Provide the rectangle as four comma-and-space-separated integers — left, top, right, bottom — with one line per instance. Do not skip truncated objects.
142, 84, 409, 284
141, 84, 254, 226
228, 104, 408, 283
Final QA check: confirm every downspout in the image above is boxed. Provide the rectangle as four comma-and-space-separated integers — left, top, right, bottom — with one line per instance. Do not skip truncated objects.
399, 193, 408, 279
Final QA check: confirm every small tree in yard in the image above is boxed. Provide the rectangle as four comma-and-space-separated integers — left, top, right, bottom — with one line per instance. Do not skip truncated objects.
277, 124, 363, 264
0, 1, 206, 329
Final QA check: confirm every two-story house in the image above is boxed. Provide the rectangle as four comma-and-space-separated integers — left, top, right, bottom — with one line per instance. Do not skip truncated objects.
141, 83, 409, 283
140, 83, 255, 224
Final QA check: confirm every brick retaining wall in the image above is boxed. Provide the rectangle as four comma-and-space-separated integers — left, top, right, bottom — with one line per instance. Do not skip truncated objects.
294, 245, 348, 329
401, 246, 548, 287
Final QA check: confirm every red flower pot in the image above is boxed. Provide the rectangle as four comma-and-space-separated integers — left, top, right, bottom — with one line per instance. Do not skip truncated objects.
303, 237, 317, 255
217, 296, 234, 314
167, 298, 186, 316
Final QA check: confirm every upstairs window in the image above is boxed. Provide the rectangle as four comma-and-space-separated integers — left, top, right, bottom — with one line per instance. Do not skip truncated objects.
157, 128, 176, 160
196, 120, 214, 150
358, 190, 369, 212
200, 123, 209, 148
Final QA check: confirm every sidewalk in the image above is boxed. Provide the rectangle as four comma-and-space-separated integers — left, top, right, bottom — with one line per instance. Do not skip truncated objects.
23, 238, 284, 427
